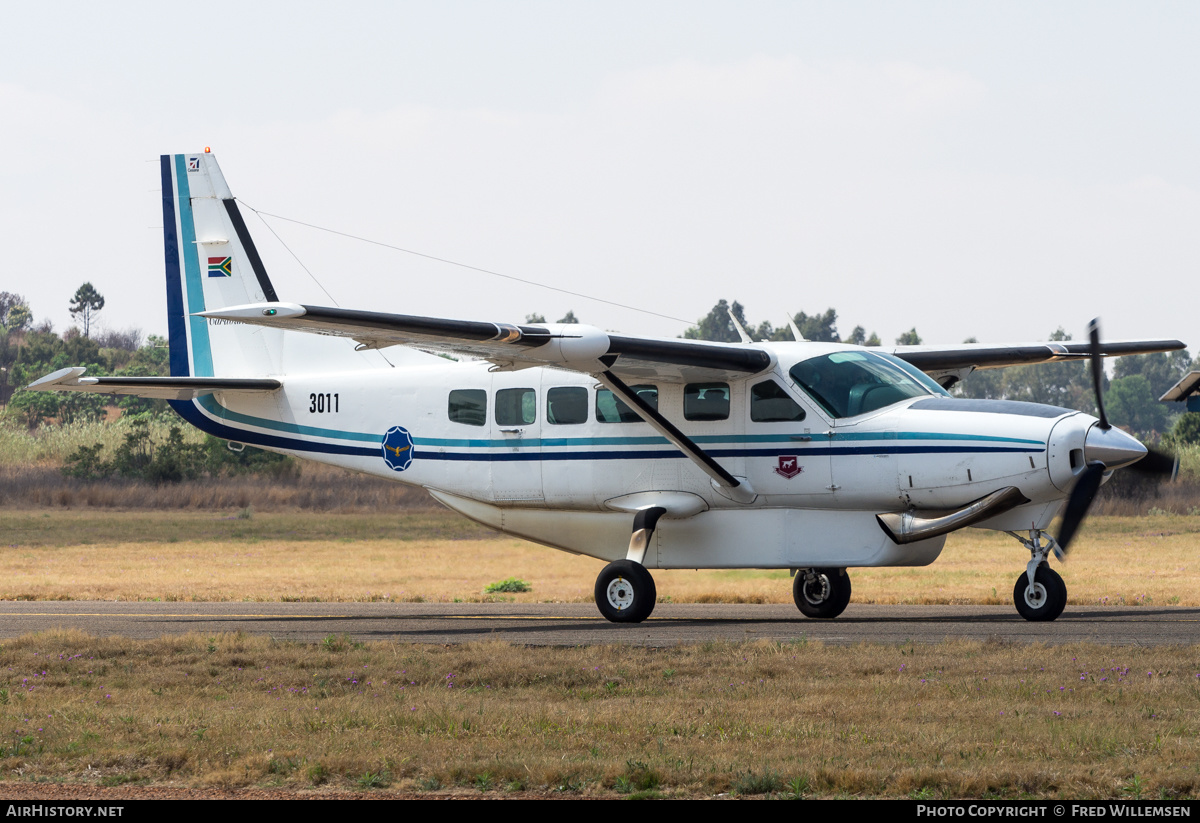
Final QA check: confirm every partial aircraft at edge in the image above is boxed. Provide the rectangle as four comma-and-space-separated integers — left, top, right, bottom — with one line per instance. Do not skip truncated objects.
30, 152, 1186, 623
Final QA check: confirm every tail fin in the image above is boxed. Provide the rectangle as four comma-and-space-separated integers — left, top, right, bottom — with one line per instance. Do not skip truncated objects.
161, 151, 439, 378
162, 152, 284, 377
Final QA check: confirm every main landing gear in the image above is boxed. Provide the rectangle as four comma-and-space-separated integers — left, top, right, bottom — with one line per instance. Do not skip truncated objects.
594, 506, 666, 624
1007, 530, 1067, 622
793, 568, 852, 619
595, 559, 657, 623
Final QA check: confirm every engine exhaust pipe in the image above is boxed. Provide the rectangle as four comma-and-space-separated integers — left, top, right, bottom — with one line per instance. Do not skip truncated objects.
877, 486, 1029, 545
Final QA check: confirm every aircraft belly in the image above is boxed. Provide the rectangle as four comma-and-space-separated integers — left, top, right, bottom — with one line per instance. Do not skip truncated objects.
655, 509, 945, 568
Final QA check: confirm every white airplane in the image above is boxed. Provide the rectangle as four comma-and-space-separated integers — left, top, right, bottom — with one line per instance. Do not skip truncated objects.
30, 151, 1185, 624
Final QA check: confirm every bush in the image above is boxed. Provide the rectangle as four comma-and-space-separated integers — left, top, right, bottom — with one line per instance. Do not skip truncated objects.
484, 577, 531, 594
62, 415, 294, 482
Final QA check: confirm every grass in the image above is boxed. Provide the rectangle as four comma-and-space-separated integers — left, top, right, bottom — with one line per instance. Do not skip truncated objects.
2, 509, 1200, 606
0, 630, 1196, 798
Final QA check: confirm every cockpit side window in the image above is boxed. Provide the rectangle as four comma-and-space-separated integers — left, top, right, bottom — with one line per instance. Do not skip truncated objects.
751, 380, 806, 422
787, 351, 941, 419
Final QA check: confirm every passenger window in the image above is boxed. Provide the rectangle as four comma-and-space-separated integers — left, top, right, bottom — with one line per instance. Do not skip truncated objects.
684, 383, 730, 421
547, 387, 588, 425
448, 389, 486, 426
751, 380, 806, 422
596, 385, 657, 423
496, 388, 536, 426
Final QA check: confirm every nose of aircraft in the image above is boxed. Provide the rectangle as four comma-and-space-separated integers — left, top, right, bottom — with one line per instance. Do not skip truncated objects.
1084, 425, 1147, 470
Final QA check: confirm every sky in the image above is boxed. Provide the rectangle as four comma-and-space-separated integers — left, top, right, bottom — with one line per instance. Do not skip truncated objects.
2, 1, 1198, 351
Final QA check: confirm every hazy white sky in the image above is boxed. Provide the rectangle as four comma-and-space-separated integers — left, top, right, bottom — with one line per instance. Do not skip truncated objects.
3, 1, 1198, 350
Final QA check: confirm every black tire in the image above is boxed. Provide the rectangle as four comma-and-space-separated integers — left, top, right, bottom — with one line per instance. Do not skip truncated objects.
1046, 567, 1068, 620
1013, 566, 1066, 622
793, 568, 852, 619
595, 560, 657, 623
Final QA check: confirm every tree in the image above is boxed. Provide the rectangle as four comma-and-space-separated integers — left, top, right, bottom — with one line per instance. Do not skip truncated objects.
846, 326, 881, 347
557, 311, 580, 324
1107, 374, 1169, 438
69, 283, 105, 338
1112, 350, 1192, 402
6, 304, 31, 332
682, 299, 749, 343
895, 328, 922, 346
1168, 412, 1200, 447
793, 309, 839, 342
0, 292, 29, 329
524, 313, 547, 324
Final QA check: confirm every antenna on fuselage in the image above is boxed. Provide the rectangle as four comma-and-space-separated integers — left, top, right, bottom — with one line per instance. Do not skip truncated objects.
787, 313, 806, 342
727, 308, 753, 343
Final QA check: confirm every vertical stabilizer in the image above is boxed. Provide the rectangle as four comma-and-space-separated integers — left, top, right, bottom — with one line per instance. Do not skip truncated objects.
161, 151, 284, 378
160, 152, 385, 378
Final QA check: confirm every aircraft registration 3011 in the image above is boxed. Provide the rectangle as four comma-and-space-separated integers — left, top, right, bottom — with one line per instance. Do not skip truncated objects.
30, 151, 1186, 624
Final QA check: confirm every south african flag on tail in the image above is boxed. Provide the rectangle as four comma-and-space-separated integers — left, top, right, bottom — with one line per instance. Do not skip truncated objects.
207, 257, 232, 277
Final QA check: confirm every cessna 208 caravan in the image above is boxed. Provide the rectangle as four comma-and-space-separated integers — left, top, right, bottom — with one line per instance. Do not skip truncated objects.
31, 151, 1186, 624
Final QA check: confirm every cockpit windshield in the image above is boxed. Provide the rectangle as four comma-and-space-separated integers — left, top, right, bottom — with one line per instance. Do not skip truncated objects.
787, 350, 949, 419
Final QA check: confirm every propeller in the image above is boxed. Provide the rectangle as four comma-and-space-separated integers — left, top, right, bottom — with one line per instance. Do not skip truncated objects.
1055, 318, 1178, 556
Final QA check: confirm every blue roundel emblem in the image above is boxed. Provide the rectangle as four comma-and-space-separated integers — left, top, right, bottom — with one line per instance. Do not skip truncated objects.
381, 426, 415, 472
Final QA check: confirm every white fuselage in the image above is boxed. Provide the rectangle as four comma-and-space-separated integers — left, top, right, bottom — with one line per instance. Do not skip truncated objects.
182, 342, 1088, 570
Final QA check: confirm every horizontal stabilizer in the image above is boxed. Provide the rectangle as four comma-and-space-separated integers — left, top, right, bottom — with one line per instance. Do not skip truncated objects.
27, 368, 281, 400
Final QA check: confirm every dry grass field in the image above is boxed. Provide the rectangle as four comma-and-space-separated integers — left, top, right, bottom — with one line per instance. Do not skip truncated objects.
0, 630, 1196, 799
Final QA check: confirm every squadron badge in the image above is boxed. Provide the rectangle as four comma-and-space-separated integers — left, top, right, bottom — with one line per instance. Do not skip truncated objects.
381, 426, 415, 472
774, 455, 803, 479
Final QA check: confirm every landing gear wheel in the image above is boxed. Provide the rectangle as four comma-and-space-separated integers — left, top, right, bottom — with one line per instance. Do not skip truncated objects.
1013, 566, 1067, 622
595, 560, 657, 623
793, 568, 852, 619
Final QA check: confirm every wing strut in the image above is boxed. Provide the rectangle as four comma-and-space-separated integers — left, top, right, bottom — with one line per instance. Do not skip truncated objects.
597, 371, 756, 504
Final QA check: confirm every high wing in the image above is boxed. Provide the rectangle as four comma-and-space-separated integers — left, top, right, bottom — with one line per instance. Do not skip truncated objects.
199, 302, 774, 383
27, 367, 281, 400
201, 301, 1185, 387
887, 339, 1186, 387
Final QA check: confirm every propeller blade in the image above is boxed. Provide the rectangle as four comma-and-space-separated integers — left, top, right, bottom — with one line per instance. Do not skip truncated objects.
1087, 318, 1110, 430
1126, 446, 1179, 480
1056, 462, 1106, 555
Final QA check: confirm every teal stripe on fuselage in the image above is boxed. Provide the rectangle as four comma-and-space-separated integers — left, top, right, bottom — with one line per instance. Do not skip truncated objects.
193, 394, 1043, 452
174, 155, 213, 378
196, 395, 381, 442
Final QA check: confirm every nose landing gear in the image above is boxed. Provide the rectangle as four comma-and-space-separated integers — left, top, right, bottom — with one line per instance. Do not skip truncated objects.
1007, 530, 1067, 622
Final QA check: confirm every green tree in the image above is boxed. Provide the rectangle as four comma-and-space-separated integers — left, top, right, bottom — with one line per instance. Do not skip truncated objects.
557, 311, 580, 324
524, 313, 547, 324
683, 299, 749, 343
1167, 412, 1200, 447
1107, 374, 1170, 438
793, 309, 839, 342
0, 293, 30, 330
69, 283, 105, 338
1112, 350, 1192, 402
895, 328, 922, 346
6, 304, 31, 332
846, 325, 881, 347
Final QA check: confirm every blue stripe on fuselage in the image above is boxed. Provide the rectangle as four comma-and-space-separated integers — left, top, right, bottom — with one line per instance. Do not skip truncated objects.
173, 394, 1046, 462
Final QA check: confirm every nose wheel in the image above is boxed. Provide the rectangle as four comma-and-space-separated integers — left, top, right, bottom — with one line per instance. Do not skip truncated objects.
1013, 565, 1067, 621
1007, 530, 1068, 622
793, 568, 852, 619
595, 560, 657, 623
